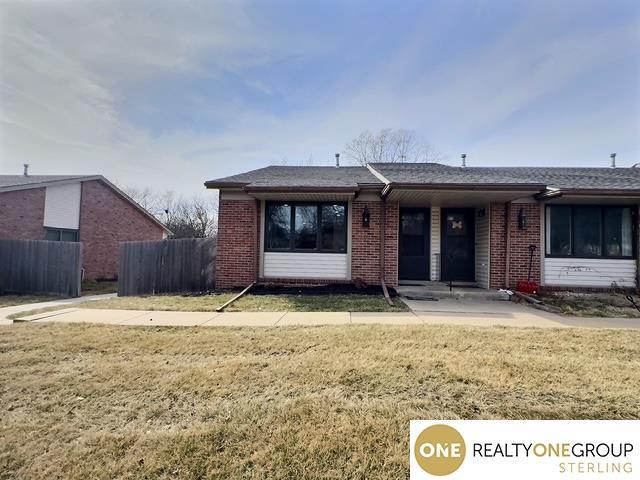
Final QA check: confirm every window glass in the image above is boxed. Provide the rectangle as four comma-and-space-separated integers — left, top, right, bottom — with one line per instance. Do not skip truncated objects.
320, 204, 346, 251
574, 207, 601, 256
45, 229, 60, 241
60, 230, 78, 242
400, 212, 425, 256
547, 206, 572, 255
604, 207, 633, 257
265, 204, 291, 249
294, 205, 317, 249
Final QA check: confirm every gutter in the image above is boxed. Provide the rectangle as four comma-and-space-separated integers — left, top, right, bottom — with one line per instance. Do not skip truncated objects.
244, 186, 359, 193
543, 188, 640, 197
380, 182, 547, 199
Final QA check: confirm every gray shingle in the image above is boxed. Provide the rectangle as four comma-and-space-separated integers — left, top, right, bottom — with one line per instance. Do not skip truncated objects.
0, 175, 94, 189
206, 163, 640, 191
205, 166, 382, 189
370, 163, 640, 190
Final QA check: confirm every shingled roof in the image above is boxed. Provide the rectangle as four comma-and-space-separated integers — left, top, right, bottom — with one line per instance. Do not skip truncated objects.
205, 163, 640, 193
0, 175, 97, 191
369, 163, 640, 191
205, 166, 382, 190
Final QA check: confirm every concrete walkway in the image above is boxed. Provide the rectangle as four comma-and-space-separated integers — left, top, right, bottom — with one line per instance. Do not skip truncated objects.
8, 300, 638, 329
0, 293, 116, 325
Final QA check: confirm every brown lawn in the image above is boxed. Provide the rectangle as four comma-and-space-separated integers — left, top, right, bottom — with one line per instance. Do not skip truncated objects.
1, 323, 639, 479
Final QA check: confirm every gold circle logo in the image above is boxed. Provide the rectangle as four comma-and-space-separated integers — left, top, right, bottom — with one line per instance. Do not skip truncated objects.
414, 424, 466, 476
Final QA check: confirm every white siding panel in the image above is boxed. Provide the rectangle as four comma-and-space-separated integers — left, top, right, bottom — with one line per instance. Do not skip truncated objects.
430, 207, 441, 281
44, 183, 81, 229
264, 252, 349, 279
475, 207, 490, 289
543, 258, 636, 288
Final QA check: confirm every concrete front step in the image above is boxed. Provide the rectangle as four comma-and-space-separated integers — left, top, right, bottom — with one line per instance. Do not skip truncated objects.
396, 284, 510, 301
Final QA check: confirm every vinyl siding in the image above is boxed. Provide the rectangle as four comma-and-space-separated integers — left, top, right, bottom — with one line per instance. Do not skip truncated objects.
475, 207, 490, 289
263, 252, 349, 279
430, 207, 441, 281
44, 183, 81, 229
543, 258, 636, 288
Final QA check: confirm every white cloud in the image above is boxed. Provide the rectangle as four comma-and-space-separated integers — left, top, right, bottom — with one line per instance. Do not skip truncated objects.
0, 0, 638, 197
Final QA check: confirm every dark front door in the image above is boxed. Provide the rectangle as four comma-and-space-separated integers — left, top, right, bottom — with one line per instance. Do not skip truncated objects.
398, 208, 430, 280
441, 208, 475, 282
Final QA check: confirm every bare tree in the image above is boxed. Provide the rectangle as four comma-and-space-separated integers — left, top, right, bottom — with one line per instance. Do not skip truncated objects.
121, 185, 218, 238
344, 128, 443, 166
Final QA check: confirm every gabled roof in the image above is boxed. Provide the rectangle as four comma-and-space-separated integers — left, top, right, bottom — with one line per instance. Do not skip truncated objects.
369, 163, 640, 191
0, 174, 171, 233
205, 162, 640, 196
205, 166, 382, 191
0, 174, 99, 190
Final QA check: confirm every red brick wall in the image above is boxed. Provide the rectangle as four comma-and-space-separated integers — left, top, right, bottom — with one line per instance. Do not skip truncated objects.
350, 200, 399, 287
351, 200, 382, 285
215, 198, 259, 288
489, 203, 507, 289
0, 188, 46, 240
489, 202, 541, 288
384, 202, 399, 287
79, 180, 165, 280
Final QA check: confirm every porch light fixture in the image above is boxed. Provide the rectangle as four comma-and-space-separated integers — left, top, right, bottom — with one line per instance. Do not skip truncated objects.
518, 208, 527, 230
362, 206, 370, 228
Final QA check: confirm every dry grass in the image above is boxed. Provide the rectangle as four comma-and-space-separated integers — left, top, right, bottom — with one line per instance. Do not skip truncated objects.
76, 292, 409, 313
81, 280, 118, 296
542, 292, 640, 318
1, 323, 639, 479
0, 295, 57, 308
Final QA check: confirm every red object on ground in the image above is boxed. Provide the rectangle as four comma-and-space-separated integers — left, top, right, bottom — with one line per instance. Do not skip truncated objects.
516, 281, 539, 295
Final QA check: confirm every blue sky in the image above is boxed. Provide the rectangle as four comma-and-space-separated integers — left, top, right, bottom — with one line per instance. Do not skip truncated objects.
1, 0, 639, 195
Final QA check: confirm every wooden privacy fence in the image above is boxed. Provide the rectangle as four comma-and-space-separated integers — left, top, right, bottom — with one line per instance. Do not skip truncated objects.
118, 238, 216, 296
0, 239, 82, 297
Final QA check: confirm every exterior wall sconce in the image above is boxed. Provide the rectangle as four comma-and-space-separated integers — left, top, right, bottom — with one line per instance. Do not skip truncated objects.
518, 207, 527, 230
362, 206, 370, 228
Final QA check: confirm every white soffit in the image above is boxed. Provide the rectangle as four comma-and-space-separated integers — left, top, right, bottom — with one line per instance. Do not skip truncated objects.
44, 182, 81, 229
387, 189, 538, 206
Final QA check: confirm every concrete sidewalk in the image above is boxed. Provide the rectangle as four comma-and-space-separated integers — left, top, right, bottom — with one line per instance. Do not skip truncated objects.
0, 293, 116, 325
10, 303, 639, 329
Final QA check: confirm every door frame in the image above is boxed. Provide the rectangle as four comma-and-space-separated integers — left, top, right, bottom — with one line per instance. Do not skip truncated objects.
440, 208, 475, 282
398, 207, 430, 281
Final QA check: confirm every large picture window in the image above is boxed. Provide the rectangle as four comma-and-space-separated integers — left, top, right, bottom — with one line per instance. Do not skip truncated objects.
546, 205, 635, 258
265, 202, 347, 253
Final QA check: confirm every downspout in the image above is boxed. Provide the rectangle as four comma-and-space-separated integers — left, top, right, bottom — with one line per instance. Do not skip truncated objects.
379, 197, 394, 306
504, 202, 511, 288
380, 198, 385, 283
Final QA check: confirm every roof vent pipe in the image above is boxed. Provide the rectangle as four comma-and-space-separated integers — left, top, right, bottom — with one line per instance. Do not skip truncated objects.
335, 153, 340, 168
461, 153, 467, 168
610, 153, 616, 168
23, 164, 29, 176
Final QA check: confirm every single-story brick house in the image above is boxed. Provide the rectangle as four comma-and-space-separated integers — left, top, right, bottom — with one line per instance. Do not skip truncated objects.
0, 174, 171, 280
206, 162, 640, 291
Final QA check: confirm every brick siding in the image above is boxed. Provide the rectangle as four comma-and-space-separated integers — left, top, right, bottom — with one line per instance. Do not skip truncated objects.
0, 188, 46, 240
489, 202, 541, 288
350, 200, 398, 287
215, 197, 259, 288
79, 180, 165, 280
383, 202, 399, 287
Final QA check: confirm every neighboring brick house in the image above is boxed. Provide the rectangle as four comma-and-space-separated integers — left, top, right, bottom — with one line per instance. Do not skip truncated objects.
0, 174, 170, 280
206, 162, 640, 292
